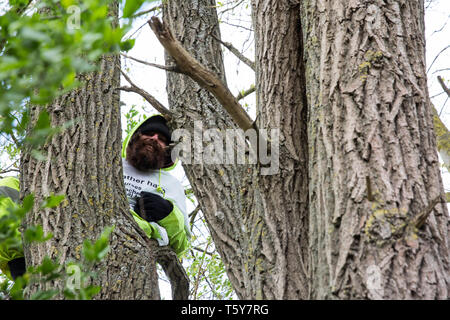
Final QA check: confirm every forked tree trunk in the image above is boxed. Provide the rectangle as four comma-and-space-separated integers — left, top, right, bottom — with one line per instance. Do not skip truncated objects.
20, 0, 448, 300
163, 0, 257, 299
20, 4, 161, 299
164, 0, 449, 299
301, 0, 449, 299
163, 0, 309, 299
251, 0, 309, 299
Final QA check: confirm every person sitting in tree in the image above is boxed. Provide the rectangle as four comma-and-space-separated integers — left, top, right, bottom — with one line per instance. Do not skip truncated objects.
0, 114, 190, 281
122, 114, 190, 256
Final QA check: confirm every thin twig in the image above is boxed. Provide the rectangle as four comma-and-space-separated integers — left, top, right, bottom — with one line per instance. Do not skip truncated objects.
236, 85, 255, 101
431, 19, 449, 36
437, 76, 450, 98
189, 205, 201, 227
430, 91, 445, 99
129, 5, 162, 19
366, 176, 374, 202
118, 68, 172, 119
439, 96, 449, 117
0, 168, 20, 176
192, 246, 214, 256
121, 53, 181, 73
427, 45, 450, 73
412, 195, 443, 229
432, 68, 450, 75
217, 0, 245, 16
123, 20, 148, 42
220, 20, 253, 32
210, 33, 255, 71
192, 240, 211, 299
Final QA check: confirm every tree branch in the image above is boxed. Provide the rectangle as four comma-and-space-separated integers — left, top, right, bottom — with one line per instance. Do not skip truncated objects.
189, 205, 201, 227
128, 4, 162, 19
427, 45, 450, 73
412, 195, 443, 229
210, 33, 255, 71
437, 76, 450, 98
123, 209, 188, 300
148, 17, 255, 132
118, 68, 173, 119
0, 168, 20, 176
192, 246, 214, 256
236, 85, 256, 101
121, 53, 181, 73
154, 246, 190, 300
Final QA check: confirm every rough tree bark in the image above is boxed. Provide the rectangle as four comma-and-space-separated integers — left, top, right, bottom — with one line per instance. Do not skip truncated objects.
162, 0, 257, 299
301, 0, 450, 299
22, 0, 447, 300
21, 55, 162, 300
19, 3, 165, 299
251, 0, 309, 299
162, 0, 309, 299
162, 0, 449, 299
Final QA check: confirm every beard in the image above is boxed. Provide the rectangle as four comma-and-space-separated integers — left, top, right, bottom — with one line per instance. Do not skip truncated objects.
126, 134, 167, 171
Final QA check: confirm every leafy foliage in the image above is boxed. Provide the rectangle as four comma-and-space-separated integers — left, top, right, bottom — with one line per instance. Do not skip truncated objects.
184, 234, 235, 300
0, 0, 144, 156
0, 192, 115, 300
123, 104, 148, 136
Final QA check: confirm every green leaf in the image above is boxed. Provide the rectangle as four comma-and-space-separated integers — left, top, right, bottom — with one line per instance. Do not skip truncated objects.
20, 26, 50, 42
9, 0, 31, 7
8, 276, 27, 300
62, 70, 76, 88
40, 193, 66, 209
82, 239, 96, 262
82, 226, 115, 262
123, 0, 146, 18
63, 288, 77, 299
79, 285, 101, 300
24, 225, 53, 243
120, 38, 135, 52
61, 0, 76, 8
31, 289, 59, 300
9, 194, 35, 219
38, 256, 60, 276
34, 109, 51, 130
30, 149, 47, 161
41, 48, 63, 63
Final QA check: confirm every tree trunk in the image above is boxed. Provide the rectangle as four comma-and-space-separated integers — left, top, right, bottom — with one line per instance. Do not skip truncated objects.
20, 3, 161, 299
163, 0, 309, 299
301, 0, 450, 299
251, 0, 309, 299
163, 0, 256, 299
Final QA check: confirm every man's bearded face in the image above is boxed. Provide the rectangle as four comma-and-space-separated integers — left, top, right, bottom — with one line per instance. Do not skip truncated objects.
126, 132, 167, 171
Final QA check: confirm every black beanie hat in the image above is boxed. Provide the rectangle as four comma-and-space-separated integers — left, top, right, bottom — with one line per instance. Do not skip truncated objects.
138, 115, 171, 142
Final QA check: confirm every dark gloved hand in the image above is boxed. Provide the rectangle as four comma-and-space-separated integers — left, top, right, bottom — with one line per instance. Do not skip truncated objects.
8, 257, 26, 280
134, 191, 173, 222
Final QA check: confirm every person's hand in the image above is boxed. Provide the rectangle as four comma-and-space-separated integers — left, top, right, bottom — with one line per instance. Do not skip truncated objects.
134, 191, 173, 222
